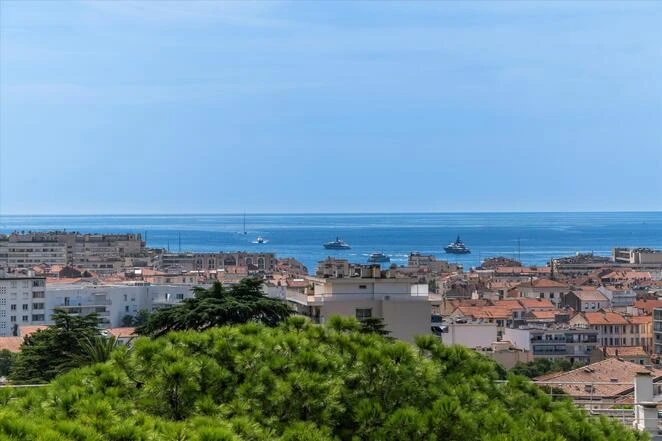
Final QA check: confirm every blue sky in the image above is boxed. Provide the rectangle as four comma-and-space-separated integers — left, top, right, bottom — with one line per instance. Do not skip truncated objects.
1, 1, 660, 214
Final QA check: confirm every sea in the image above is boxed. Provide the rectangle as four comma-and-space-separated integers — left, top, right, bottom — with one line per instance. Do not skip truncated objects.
1, 212, 661, 274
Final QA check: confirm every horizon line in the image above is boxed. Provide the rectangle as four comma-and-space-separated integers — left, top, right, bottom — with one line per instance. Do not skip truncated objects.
0, 210, 661, 217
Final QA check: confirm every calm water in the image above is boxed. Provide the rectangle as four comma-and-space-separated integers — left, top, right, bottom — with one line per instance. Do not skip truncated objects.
1, 213, 661, 274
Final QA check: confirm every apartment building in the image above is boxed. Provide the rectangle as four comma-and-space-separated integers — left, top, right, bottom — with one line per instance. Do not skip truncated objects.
0, 232, 146, 274
503, 326, 599, 365
563, 288, 610, 312
515, 279, 569, 307
653, 308, 662, 355
597, 285, 636, 308
569, 311, 647, 347
157, 252, 277, 273
277, 263, 430, 342
45, 280, 197, 328
613, 248, 662, 265
0, 271, 47, 337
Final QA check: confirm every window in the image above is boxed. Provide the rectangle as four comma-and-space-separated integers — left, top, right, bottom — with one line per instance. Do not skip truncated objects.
176, 293, 184, 300
358, 285, 367, 290
22, 304, 29, 311
22, 315, 28, 322
10, 316, 16, 322
32, 303, 44, 310
355, 308, 372, 320
539, 293, 544, 299
10, 304, 16, 311
32, 314, 45, 321
125, 306, 129, 313
32, 292, 45, 299
550, 293, 555, 299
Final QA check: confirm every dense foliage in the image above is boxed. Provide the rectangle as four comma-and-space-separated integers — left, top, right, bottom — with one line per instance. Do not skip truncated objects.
137, 278, 292, 336
10, 310, 100, 383
0, 349, 15, 377
511, 358, 582, 378
0, 317, 647, 441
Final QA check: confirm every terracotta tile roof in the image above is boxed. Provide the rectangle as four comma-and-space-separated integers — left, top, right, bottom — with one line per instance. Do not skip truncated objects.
0, 337, 23, 352
18, 325, 48, 337
536, 358, 662, 399
493, 299, 525, 310
604, 346, 648, 358
582, 311, 629, 325
634, 299, 662, 314
528, 310, 558, 320
104, 327, 136, 338
518, 279, 568, 289
452, 306, 512, 320
571, 289, 609, 302
517, 298, 556, 309
629, 315, 652, 325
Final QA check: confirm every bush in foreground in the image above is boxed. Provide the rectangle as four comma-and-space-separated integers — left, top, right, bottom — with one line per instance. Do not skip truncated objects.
0, 317, 648, 440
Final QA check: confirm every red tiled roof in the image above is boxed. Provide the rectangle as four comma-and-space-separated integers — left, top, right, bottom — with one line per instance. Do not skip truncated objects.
582, 312, 629, 325
604, 346, 648, 358
18, 325, 48, 337
537, 358, 662, 398
105, 327, 136, 338
0, 337, 23, 352
517, 298, 556, 309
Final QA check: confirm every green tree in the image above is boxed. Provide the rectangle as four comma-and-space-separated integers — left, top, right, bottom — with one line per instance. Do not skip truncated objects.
0, 318, 649, 441
10, 309, 99, 383
137, 278, 292, 337
0, 349, 15, 377
133, 308, 151, 327
121, 314, 134, 327
359, 317, 392, 339
76, 335, 121, 364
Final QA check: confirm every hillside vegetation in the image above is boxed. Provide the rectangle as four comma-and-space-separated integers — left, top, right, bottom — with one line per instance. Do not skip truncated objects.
0, 316, 648, 441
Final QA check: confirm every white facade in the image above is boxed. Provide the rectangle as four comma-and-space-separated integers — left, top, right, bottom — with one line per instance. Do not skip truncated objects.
0, 273, 47, 336
598, 286, 636, 308
440, 322, 497, 348
46, 282, 197, 327
0, 272, 197, 335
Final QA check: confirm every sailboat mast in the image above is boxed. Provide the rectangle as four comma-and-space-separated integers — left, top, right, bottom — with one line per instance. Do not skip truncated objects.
243, 212, 247, 235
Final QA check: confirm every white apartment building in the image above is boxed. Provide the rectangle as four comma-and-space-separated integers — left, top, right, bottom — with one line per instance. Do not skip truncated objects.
0, 270, 197, 335
274, 275, 431, 342
45, 281, 197, 328
0, 271, 47, 337
597, 285, 636, 308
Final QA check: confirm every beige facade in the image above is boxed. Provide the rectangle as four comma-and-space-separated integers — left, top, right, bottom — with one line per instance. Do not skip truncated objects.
282, 276, 431, 343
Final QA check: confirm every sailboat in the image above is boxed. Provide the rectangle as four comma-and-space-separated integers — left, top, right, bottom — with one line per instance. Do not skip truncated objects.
243, 212, 247, 235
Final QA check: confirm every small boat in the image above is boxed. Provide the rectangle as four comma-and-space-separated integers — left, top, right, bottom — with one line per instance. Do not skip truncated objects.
254, 236, 267, 244
323, 237, 351, 250
444, 235, 470, 254
368, 252, 390, 263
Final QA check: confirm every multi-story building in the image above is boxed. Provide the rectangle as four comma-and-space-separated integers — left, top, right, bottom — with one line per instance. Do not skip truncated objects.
653, 308, 662, 355
563, 288, 610, 312
613, 248, 662, 265
0, 270, 47, 337
0, 232, 146, 274
514, 279, 569, 307
45, 280, 198, 328
569, 311, 646, 348
157, 252, 277, 273
597, 285, 636, 309
275, 265, 430, 342
503, 326, 599, 365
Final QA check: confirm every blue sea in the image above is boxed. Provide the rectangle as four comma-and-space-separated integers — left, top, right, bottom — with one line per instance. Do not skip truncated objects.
1, 213, 661, 274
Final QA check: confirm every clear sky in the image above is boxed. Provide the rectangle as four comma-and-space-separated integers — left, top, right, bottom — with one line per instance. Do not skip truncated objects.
1, 1, 660, 214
